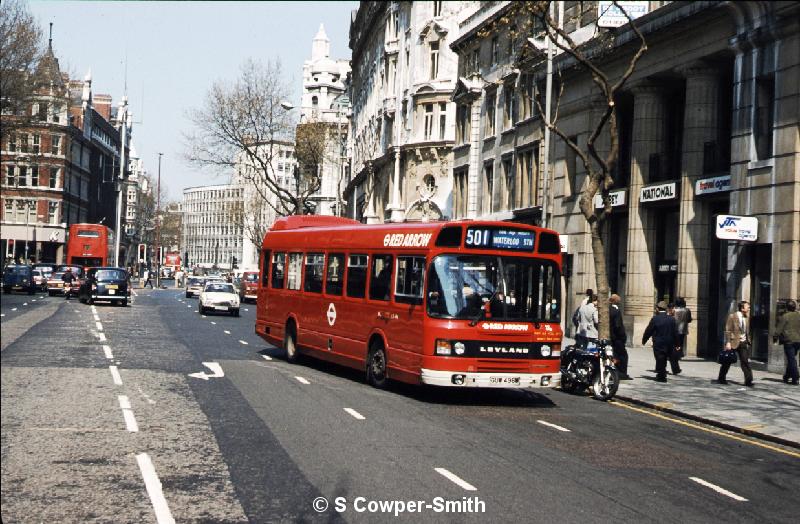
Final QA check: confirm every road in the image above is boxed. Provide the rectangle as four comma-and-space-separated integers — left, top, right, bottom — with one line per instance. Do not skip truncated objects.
2, 287, 798, 523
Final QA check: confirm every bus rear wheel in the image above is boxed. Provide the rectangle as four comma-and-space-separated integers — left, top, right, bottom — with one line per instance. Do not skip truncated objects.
284, 324, 299, 364
366, 343, 388, 389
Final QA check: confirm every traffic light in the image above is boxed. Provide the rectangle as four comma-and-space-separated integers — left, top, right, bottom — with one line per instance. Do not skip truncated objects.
138, 244, 146, 263
232, 256, 238, 269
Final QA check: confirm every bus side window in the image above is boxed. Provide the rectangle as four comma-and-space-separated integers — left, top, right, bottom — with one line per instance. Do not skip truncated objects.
346, 254, 368, 298
369, 254, 393, 301
304, 253, 324, 293
326, 253, 345, 296
261, 250, 270, 286
271, 252, 285, 289
395, 256, 425, 305
287, 253, 303, 291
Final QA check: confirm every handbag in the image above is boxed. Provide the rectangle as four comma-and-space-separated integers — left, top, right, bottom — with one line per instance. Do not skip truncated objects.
717, 348, 738, 365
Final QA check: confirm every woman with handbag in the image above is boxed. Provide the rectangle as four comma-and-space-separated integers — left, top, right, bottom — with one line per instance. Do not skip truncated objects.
717, 300, 753, 386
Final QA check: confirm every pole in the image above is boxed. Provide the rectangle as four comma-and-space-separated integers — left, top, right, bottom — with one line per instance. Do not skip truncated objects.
541, 3, 554, 229
114, 97, 127, 266
24, 201, 30, 263
155, 153, 162, 288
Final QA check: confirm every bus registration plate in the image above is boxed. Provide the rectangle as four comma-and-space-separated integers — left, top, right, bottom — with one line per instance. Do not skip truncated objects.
490, 376, 520, 385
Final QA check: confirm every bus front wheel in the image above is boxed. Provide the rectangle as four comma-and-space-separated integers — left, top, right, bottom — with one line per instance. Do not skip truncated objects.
284, 324, 299, 364
366, 343, 388, 389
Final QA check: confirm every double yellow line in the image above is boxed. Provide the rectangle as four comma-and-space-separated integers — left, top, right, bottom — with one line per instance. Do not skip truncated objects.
609, 400, 800, 459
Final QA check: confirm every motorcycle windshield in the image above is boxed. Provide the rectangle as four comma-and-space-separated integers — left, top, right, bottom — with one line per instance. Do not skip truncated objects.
426, 254, 560, 323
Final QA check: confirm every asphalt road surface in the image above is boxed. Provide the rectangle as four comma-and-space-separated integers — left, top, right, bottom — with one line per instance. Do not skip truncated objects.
2, 288, 798, 523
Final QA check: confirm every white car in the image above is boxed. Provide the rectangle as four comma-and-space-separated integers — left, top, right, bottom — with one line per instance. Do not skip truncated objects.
198, 282, 240, 316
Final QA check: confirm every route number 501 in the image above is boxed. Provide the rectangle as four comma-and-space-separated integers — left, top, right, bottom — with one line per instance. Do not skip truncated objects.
466, 229, 489, 247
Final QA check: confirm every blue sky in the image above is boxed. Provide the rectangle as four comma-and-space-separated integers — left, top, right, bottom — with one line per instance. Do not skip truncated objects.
29, 1, 356, 200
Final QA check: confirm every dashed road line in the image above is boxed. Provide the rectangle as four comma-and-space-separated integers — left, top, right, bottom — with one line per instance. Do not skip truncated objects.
98, 332, 107, 342
689, 477, 748, 501
434, 468, 477, 491
109, 365, 123, 385
103, 345, 114, 359
344, 408, 365, 420
11, 308, 17, 311
262, 355, 272, 361
537, 420, 571, 432
136, 453, 175, 524
239, 340, 249, 345
224, 330, 231, 335
118, 395, 138, 432
210, 321, 216, 325
23, 302, 28, 306
95, 321, 103, 331
295, 376, 310, 385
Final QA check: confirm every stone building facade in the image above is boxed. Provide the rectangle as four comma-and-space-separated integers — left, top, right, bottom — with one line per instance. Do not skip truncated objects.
449, 1, 799, 370
345, 1, 467, 223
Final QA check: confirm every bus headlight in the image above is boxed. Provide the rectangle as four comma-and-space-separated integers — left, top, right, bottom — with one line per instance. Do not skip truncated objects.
540, 345, 552, 357
454, 342, 465, 355
435, 339, 452, 356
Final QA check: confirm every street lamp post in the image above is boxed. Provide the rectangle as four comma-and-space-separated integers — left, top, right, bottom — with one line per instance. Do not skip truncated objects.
155, 153, 162, 288
23, 200, 33, 263
114, 97, 128, 267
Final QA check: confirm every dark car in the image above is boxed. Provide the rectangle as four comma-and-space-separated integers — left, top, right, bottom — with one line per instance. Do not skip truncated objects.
2, 264, 35, 295
79, 267, 129, 306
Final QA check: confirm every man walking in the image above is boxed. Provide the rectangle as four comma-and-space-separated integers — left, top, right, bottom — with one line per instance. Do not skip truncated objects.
775, 300, 800, 385
642, 301, 679, 383
609, 294, 630, 379
673, 297, 692, 358
718, 300, 753, 386
576, 294, 599, 349
572, 289, 594, 348
143, 269, 153, 289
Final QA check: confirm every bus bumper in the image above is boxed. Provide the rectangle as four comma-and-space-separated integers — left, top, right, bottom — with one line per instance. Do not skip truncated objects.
420, 369, 560, 389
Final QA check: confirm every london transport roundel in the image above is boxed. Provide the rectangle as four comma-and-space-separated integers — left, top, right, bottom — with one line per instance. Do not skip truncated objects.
327, 303, 337, 326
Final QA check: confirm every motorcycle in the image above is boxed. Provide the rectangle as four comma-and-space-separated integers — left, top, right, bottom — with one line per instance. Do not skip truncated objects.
560, 339, 619, 401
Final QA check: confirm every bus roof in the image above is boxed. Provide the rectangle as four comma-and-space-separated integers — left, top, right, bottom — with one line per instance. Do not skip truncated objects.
262, 216, 561, 256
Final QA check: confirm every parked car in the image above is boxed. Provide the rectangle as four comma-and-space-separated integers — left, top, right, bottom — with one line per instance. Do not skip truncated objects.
185, 276, 207, 298
239, 271, 260, 303
32, 269, 47, 290
198, 281, 240, 316
2, 264, 35, 294
33, 264, 54, 280
79, 267, 129, 306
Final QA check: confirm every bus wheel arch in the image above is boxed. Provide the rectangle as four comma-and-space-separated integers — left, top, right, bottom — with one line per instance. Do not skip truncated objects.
366, 334, 389, 389
284, 317, 300, 363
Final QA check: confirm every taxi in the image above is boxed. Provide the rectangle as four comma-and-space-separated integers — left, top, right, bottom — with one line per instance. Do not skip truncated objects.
79, 267, 129, 306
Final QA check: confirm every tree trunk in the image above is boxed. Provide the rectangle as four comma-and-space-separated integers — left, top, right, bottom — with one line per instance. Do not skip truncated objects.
590, 220, 611, 340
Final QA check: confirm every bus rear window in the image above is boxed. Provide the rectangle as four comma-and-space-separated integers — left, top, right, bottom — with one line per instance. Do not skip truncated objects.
346, 254, 367, 298
76, 230, 100, 237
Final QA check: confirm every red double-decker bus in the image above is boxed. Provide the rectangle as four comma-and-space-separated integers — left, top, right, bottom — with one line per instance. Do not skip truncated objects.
256, 216, 563, 390
66, 223, 115, 268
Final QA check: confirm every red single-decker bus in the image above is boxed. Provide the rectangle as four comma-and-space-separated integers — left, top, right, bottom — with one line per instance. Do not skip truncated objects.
66, 223, 115, 268
256, 216, 563, 390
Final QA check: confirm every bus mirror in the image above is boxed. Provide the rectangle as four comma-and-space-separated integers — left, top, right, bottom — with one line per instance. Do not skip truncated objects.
428, 291, 439, 306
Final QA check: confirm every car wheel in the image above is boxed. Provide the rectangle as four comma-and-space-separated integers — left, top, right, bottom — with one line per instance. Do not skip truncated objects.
185, 292, 190, 298
284, 324, 299, 364
232, 309, 240, 317
121, 298, 128, 307
366, 342, 388, 389
2, 287, 10, 294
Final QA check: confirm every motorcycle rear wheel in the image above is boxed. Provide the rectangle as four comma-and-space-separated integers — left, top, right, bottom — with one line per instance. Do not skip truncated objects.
561, 372, 578, 393
592, 367, 619, 401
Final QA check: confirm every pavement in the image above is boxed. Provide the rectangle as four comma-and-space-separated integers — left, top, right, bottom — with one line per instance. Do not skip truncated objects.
563, 337, 800, 447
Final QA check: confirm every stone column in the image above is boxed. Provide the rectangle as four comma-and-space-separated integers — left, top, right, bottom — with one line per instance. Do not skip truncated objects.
388, 147, 405, 222
676, 64, 719, 357
467, 99, 482, 218
625, 83, 665, 343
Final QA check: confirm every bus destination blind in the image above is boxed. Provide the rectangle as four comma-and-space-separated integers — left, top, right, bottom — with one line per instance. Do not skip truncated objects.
464, 227, 535, 251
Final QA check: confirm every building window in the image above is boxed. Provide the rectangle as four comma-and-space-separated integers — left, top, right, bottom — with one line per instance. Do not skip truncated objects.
51, 135, 61, 155
502, 157, 515, 210
5, 166, 15, 186
4, 200, 13, 222
754, 74, 775, 160
566, 136, 579, 196
19, 133, 28, 153
18, 166, 27, 186
518, 148, 537, 208
507, 27, 516, 57
438, 102, 447, 139
49, 202, 58, 224
483, 163, 494, 214
519, 74, 534, 120
387, 10, 398, 39
453, 169, 468, 218
503, 85, 514, 129
456, 103, 471, 145
429, 41, 440, 79
388, 56, 397, 92
485, 91, 496, 136
30, 165, 38, 187
424, 103, 434, 140
8, 134, 17, 152
37, 103, 47, 122
433, 1, 443, 17
471, 49, 480, 74
491, 37, 500, 66
32, 134, 40, 154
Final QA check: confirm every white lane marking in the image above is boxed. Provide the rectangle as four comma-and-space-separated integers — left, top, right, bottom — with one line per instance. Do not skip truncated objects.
23, 302, 28, 306
91, 305, 97, 313
11, 308, 17, 311
262, 355, 272, 361
224, 330, 231, 335
95, 321, 103, 331
202, 315, 207, 318
98, 332, 107, 342
93, 314, 100, 321
187, 305, 191, 308
137, 386, 157, 405
1, 314, 5, 317
188, 362, 225, 380
103, 345, 114, 359
136, 453, 176, 524
118, 395, 138, 432
295, 376, 310, 385
109, 366, 123, 385
210, 321, 216, 325
689, 477, 748, 501
434, 468, 477, 491
537, 420, 571, 432
344, 408, 365, 420
244, 308, 249, 312
32, 299, 36, 302
239, 340, 249, 345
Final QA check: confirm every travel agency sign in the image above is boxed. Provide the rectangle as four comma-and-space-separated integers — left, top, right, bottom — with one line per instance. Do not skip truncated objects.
716, 215, 758, 241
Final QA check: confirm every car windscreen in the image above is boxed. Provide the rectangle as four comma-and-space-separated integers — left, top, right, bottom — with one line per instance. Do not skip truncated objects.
426, 254, 560, 323
205, 283, 234, 294
5, 266, 29, 274
51, 272, 65, 280
95, 269, 127, 281
188, 278, 204, 286
244, 273, 259, 282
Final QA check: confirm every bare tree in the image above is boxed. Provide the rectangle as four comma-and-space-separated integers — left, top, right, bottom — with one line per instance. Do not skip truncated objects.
504, 1, 647, 339
0, 0, 44, 140
185, 59, 317, 217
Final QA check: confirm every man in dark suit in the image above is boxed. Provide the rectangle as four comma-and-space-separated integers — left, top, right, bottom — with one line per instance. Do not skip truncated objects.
609, 294, 630, 379
642, 301, 680, 382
